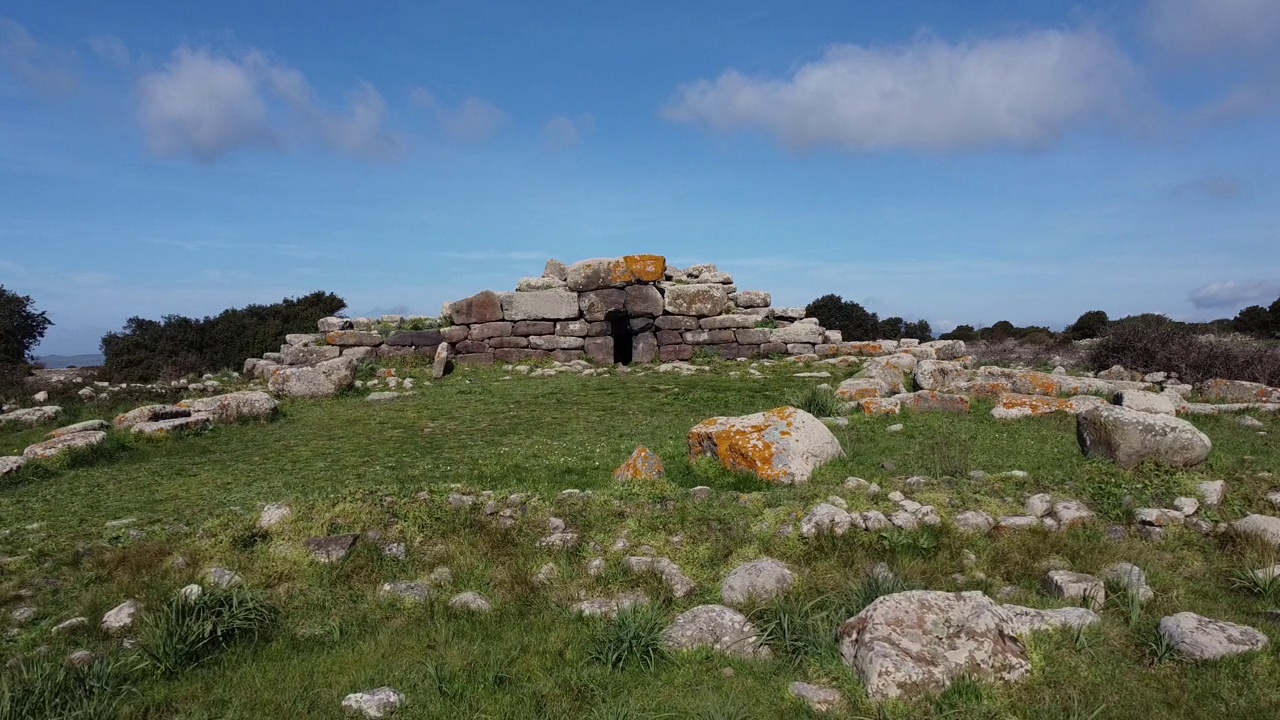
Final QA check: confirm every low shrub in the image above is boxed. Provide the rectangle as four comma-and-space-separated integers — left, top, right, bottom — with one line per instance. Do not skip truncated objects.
138, 587, 278, 675
586, 605, 666, 671
0, 654, 137, 720
1087, 315, 1280, 385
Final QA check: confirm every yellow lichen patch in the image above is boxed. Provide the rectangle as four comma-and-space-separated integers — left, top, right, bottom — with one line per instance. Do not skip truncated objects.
623, 254, 666, 283
836, 385, 882, 401
960, 381, 1012, 399
613, 446, 665, 482
1014, 371, 1062, 397
996, 393, 1071, 416
861, 398, 900, 416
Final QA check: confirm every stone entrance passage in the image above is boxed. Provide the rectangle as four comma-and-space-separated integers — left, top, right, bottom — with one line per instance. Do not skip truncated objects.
606, 310, 634, 365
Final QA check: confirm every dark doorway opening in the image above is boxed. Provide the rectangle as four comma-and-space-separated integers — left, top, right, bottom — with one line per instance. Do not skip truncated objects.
606, 310, 634, 365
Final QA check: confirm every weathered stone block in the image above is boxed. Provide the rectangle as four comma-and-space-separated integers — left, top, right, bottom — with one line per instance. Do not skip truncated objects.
450, 290, 504, 324
283, 345, 340, 365
529, 335, 585, 350
455, 353, 495, 366
633, 332, 658, 364
385, 330, 443, 346
441, 326, 470, 343
488, 336, 528, 349
630, 317, 655, 332
587, 321, 611, 337
684, 329, 736, 345
504, 289, 580, 321
787, 343, 815, 355
326, 330, 383, 347
730, 290, 771, 308
551, 350, 585, 363
624, 284, 664, 317
661, 344, 694, 361
469, 322, 514, 341
513, 320, 554, 336
585, 337, 614, 364
456, 340, 490, 354
735, 328, 771, 344
579, 289, 626, 322
544, 258, 569, 280
494, 348, 548, 363
761, 342, 787, 356
772, 324, 823, 344
655, 315, 700, 331
556, 320, 590, 337
700, 314, 757, 330
664, 284, 729, 317
657, 330, 683, 346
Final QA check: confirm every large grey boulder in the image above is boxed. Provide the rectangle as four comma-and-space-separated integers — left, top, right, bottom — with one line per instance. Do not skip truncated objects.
268, 356, 357, 398
177, 389, 277, 422
23, 431, 107, 460
1076, 405, 1211, 468
837, 590, 1030, 700
1158, 612, 1269, 661
660, 604, 772, 659
0, 406, 61, 427
923, 339, 967, 360
721, 558, 794, 606
449, 290, 504, 324
688, 406, 844, 484
663, 284, 729, 317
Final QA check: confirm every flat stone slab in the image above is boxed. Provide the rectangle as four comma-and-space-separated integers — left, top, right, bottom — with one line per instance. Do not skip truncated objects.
131, 414, 213, 436
23, 431, 107, 460
660, 604, 772, 659
1158, 612, 1269, 661
303, 533, 359, 563
0, 406, 62, 427
47, 419, 110, 438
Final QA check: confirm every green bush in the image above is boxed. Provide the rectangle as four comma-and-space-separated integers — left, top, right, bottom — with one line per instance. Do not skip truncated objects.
139, 587, 278, 675
100, 291, 345, 382
587, 605, 666, 671
0, 654, 136, 720
1065, 310, 1110, 340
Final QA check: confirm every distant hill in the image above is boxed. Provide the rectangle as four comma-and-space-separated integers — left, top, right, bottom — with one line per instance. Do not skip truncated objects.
36, 353, 105, 369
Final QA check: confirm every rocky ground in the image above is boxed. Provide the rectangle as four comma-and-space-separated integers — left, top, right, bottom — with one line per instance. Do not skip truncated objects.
1, 353, 1279, 719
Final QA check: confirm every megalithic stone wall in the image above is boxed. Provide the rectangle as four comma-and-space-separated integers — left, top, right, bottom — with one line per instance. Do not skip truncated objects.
243, 254, 913, 376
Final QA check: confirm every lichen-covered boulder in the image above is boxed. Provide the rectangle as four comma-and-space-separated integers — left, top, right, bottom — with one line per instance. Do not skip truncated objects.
47, 420, 110, 438
131, 414, 213, 436
914, 360, 969, 391
0, 406, 62, 427
895, 390, 970, 414
1158, 612, 1269, 661
1076, 404, 1211, 468
613, 446, 665, 482
268, 356, 357, 398
0, 455, 27, 476
1197, 379, 1280, 404
113, 404, 190, 429
837, 590, 1030, 700
1117, 390, 1177, 416
567, 256, 664, 292
991, 393, 1072, 420
177, 391, 278, 424
664, 284, 729, 317
688, 406, 844, 484
660, 604, 772, 659
23, 431, 107, 460
835, 378, 889, 401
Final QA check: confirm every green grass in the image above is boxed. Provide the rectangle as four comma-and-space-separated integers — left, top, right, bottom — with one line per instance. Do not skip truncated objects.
1, 358, 1279, 718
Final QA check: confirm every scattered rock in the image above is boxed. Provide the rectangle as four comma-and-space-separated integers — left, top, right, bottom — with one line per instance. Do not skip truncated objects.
788, 681, 845, 713
838, 590, 1029, 700
1043, 571, 1105, 610
379, 582, 431, 602
800, 503, 855, 537
113, 404, 188, 429
613, 446, 665, 482
341, 687, 405, 719
1197, 480, 1225, 506
954, 510, 995, 534
571, 591, 650, 619
1024, 494, 1053, 518
258, 503, 292, 530
448, 592, 492, 613
623, 556, 696, 598
1002, 605, 1101, 636
1102, 562, 1154, 601
47, 420, 110, 438
303, 534, 359, 563
1233, 514, 1280, 546
1158, 612, 1269, 661
660, 604, 772, 659
68, 649, 95, 667
22, 431, 107, 460
101, 600, 141, 634
51, 617, 88, 634
721, 558, 794, 606
177, 391, 278, 423
0, 456, 27, 476
206, 567, 243, 588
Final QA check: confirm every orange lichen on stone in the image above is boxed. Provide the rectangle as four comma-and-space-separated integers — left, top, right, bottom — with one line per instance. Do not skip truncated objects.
901, 391, 971, 414
623, 254, 666, 283
956, 381, 1013, 399
861, 398, 901, 416
837, 384, 883, 401
613, 446, 666, 482
996, 393, 1071, 416
688, 407, 798, 482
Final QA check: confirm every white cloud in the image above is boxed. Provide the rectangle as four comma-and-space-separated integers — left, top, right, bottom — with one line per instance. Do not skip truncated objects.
1188, 279, 1280, 309
544, 114, 595, 149
88, 34, 130, 68
410, 86, 507, 142
138, 47, 273, 161
1144, 0, 1280, 59
662, 29, 1139, 153
0, 16, 77, 98
137, 46, 403, 162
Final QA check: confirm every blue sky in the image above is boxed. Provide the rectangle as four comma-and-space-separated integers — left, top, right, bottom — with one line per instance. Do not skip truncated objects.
2, 0, 1278, 355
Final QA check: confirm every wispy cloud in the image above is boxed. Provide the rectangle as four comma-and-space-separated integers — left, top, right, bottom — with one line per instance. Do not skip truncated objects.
544, 114, 595, 149
88, 34, 130, 68
410, 87, 507, 142
663, 28, 1140, 153
137, 46, 404, 162
1188, 279, 1280, 308
0, 16, 78, 98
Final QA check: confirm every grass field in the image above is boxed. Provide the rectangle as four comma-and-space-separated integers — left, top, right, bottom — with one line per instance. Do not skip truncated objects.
2, 358, 1279, 719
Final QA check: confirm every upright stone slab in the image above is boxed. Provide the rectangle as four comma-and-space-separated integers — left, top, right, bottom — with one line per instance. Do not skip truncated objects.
688, 406, 844, 484
450, 290, 504, 324
1076, 405, 1211, 468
